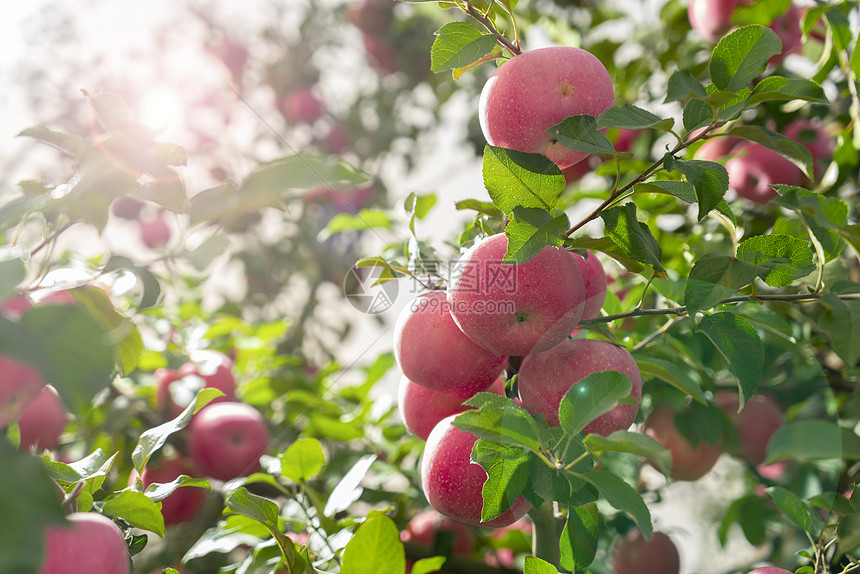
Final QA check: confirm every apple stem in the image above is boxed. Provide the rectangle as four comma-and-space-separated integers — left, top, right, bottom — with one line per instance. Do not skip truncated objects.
530, 501, 564, 569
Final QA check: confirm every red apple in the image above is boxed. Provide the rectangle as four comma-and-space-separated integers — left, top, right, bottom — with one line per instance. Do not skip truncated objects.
688, 0, 742, 42
38, 512, 129, 574
479, 46, 614, 170
768, 4, 802, 65
0, 354, 46, 428
644, 404, 723, 481
401, 509, 475, 557
141, 455, 206, 525
693, 135, 741, 162
613, 128, 642, 153
569, 250, 607, 320
363, 36, 398, 75
346, 0, 392, 36
281, 87, 323, 125
394, 292, 507, 399
784, 118, 833, 163
156, 350, 237, 419
421, 415, 531, 527
518, 339, 641, 433
714, 391, 785, 465
18, 385, 68, 451
140, 213, 171, 248
398, 375, 505, 441
613, 530, 681, 574
561, 160, 592, 185
325, 124, 351, 155
1, 294, 33, 318
447, 233, 586, 357
187, 401, 270, 481
725, 142, 805, 204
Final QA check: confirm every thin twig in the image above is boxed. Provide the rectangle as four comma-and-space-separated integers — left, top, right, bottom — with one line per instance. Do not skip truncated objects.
30, 220, 75, 257
464, 2, 521, 57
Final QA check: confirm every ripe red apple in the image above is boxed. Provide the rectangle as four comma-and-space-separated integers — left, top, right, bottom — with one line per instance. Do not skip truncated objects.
401, 509, 475, 557
447, 233, 586, 357
140, 213, 171, 248
644, 404, 723, 481
398, 375, 504, 441
518, 339, 641, 432
141, 455, 206, 525
346, 0, 392, 36
479, 46, 614, 170
18, 385, 68, 451
561, 160, 592, 185
187, 401, 270, 481
1, 294, 33, 318
693, 135, 741, 162
363, 36, 398, 75
725, 142, 805, 204
748, 569, 793, 574
325, 124, 351, 155
613, 530, 681, 574
421, 414, 531, 527
613, 128, 642, 153
394, 292, 507, 399
156, 350, 238, 419
688, 0, 742, 42
281, 87, 323, 125
0, 354, 46, 428
768, 4, 802, 65
38, 512, 129, 574
714, 391, 785, 465
569, 250, 607, 320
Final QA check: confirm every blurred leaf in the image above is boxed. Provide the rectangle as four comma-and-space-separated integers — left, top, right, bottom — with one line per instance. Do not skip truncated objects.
324, 210, 392, 236
457, 392, 542, 452
0, 258, 25, 302
102, 490, 165, 537
560, 505, 598, 571
324, 455, 376, 516
697, 312, 763, 404
68, 286, 142, 377
142, 475, 211, 503
634, 353, 707, 403
765, 420, 844, 463
503, 207, 569, 264
412, 557, 448, 574
600, 203, 664, 272
584, 431, 673, 476
558, 371, 633, 436
746, 76, 827, 107
818, 294, 860, 368
766, 486, 824, 536
17, 124, 87, 157
684, 253, 763, 315
524, 557, 560, 574
596, 105, 665, 130
281, 438, 326, 483
84, 91, 134, 130
736, 234, 815, 288
455, 198, 504, 218
482, 145, 564, 214
430, 22, 498, 73
565, 236, 645, 273
731, 0, 791, 25
635, 180, 736, 224
342, 514, 404, 574
729, 125, 814, 178
719, 495, 774, 546
710, 26, 781, 92
665, 71, 708, 103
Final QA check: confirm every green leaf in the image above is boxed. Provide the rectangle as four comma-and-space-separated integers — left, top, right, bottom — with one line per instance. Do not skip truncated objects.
731, 0, 791, 26
324, 454, 376, 516
430, 22, 498, 73
241, 154, 369, 196
103, 255, 161, 310
131, 388, 224, 472
472, 439, 531, 522
728, 125, 814, 178
560, 505, 598, 571
584, 431, 673, 476
102, 490, 165, 537
142, 475, 211, 503
636, 180, 736, 224
548, 115, 614, 154
600, 203, 664, 272
17, 124, 87, 157
719, 495, 774, 546
710, 26, 782, 92
596, 104, 662, 130
729, 304, 795, 340
455, 198, 504, 218
482, 146, 565, 214
504, 208, 570, 264
0, 258, 25, 302
665, 70, 708, 103
324, 209, 392, 236
558, 371, 633, 435
411, 557, 448, 574
772, 186, 847, 261
765, 419, 844, 463
684, 253, 764, 315
818, 293, 860, 368
581, 470, 651, 537
226, 487, 280, 526
280, 438, 326, 483
746, 76, 827, 107
524, 556, 560, 574
633, 354, 707, 404
456, 392, 542, 452
736, 234, 815, 288
341, 514, 405, 574
565, 236, 645, 273
0, 441, 67, 574
766, 486, 824, 535
662, 156, 729, 221
697, 312, 763, 404
825, 6, 852, 51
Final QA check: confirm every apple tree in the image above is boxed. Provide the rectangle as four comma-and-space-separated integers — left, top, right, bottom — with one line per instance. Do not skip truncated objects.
2, 1, 860, 573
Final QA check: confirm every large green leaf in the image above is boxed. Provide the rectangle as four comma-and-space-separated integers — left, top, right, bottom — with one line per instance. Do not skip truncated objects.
584, 431, 673, 476
504, 207, 569, 264
729, 125, 814, 178
548, 115, 614, 154
600, 203, 664, 272
472, 439, 532, 522
560, 505, 598, 571
736, 234, 815, 288
341, 514, 405, 574
765, 419, 845, 463
710, 26, 782, 92
818, 293, 860, 368
430, 22, 498, 73
280, 438, 326, 483
581, 470, 652, 538
557, 371, 633, 435
102, 490, 165, 537
684, 253, 764, 315
697, 312, 763, 404
662, 156, 729, 221
482, 146, 565, 214
457, 392, 542, 452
